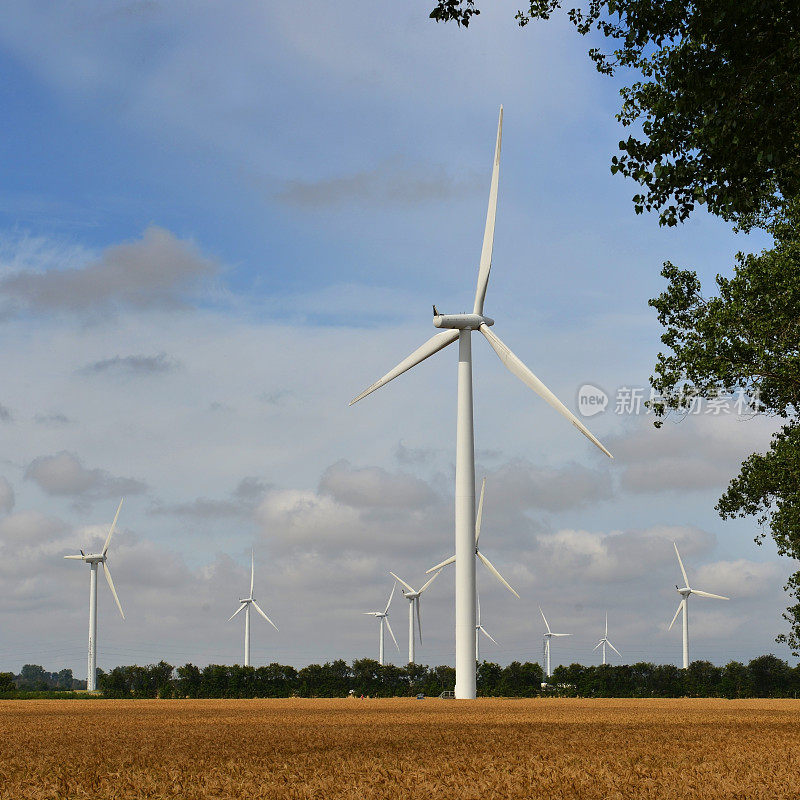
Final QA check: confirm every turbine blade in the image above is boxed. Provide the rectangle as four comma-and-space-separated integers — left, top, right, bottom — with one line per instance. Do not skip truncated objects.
593, 641, 603, 651
385, 581, 396, 614
418, 569, 441, 594
64, 554, 84, 560
477, 550, 520, 599
426, 555, 455, 573
252, 601, 279, 631
102, 563, 125, 620
608, 640, 622, 657
349, 330, 459, 406
102, 498, 124, 555
416, 596, 422, 645
250, 550, 255, 597
473, 105, 503, 316
539, 606, 551, 634
479, 625, 498, 646
673, 542, 690, 587
385, 617, 400, 651
389, 571, 416, 594
552, 633, 572, 637
475, 476, 486, 544
668, 600, 684, 630
479, 324, 613, 459
228, 603, 247, 622
605, 612, 608, 637
476, 589, 481, 624
692, 589, 730, 600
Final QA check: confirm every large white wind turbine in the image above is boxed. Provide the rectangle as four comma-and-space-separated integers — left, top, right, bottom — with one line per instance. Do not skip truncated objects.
228, 550, 278, 667
593, 612, 621, 665
389, 570, 441, 665
350, 108, 612, 698
475, 589, 498, 662
669, 542, 729, 668
364, 583, 399, 665
540, 606, 571, 679
63, 499, 126, 692
427, 477, 520, 600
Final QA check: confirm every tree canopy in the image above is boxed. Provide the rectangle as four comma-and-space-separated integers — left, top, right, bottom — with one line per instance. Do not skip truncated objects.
429, 0, 800, 229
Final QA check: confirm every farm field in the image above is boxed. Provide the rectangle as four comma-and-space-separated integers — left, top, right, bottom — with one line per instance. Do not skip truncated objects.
3, 697, 799, 799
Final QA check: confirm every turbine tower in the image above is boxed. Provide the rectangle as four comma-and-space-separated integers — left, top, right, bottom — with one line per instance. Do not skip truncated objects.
669, 542, 729, 668
350, 108, 612, 698
593, 612, 621, 665
475, 589, 498, 662
427, 477, 521, 599
540, 606, 571, 679
364, 583, 399, 665
64, 499, 126, 692
389, 570, 441, 665
228, 550, 278, 667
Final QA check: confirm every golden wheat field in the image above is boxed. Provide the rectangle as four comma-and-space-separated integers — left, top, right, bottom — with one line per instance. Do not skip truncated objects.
2, 698, 799, 799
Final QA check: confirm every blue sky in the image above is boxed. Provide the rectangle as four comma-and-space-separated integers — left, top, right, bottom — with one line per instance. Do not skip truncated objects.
0, 1, 790, 677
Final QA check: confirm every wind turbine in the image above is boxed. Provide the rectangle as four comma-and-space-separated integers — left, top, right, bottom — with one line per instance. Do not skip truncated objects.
669, 542, 729, 668
540, 606, 571, 679
363, 583, 399, 665
389, 570, 441, 665
593, 612, 621, 665
475, 589, 498, 662
427, 477, 520, 599
350, 107, 612, 698
63, 499, 125, 692
228, 550, 278, 667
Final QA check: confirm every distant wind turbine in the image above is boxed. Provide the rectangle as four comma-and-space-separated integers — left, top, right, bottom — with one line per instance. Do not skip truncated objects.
390, 570, 441, 665
540, 606, 571, 679
350, 108, 612, 697
593, 612, 621, 665
427, 477, 520, 600
64, 499, 125, 692
669, 542, 729, 668
364, 583, 399, 665
228, 550, 278, 667
475, 589, 498, 662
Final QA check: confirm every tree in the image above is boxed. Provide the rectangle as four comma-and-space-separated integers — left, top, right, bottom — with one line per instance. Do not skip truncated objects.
650, 206, 800, 649
748, 654, 792, 697
719, 661, 751, 698
685, 660, 722, 697
176, 664, 202, 698
428, 0, 800, 229
0, 672, 15, 693
477, 661, 503, 696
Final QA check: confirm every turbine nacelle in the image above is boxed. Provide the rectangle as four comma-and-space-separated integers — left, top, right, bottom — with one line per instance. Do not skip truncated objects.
433, 312, 494, 330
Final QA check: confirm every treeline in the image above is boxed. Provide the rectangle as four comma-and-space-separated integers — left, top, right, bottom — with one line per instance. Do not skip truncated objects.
0, 664, 86, 693
97, 660, 461, 698
3, 656, 799, 699
93, 655, 800, 699
550, 656, 800, 698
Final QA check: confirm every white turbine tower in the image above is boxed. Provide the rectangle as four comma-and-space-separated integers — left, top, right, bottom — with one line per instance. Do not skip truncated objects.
475, 589, 498, 662
540, 606, 571, 679
593, 612, 621, 665
669, 542, 729, 668
63, 499, 126, 692
350, 108, 612, 698
228, 550, 278, 667
389, 570, 441, 665
427, 477, 521, 600
364, 583, 399, 665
